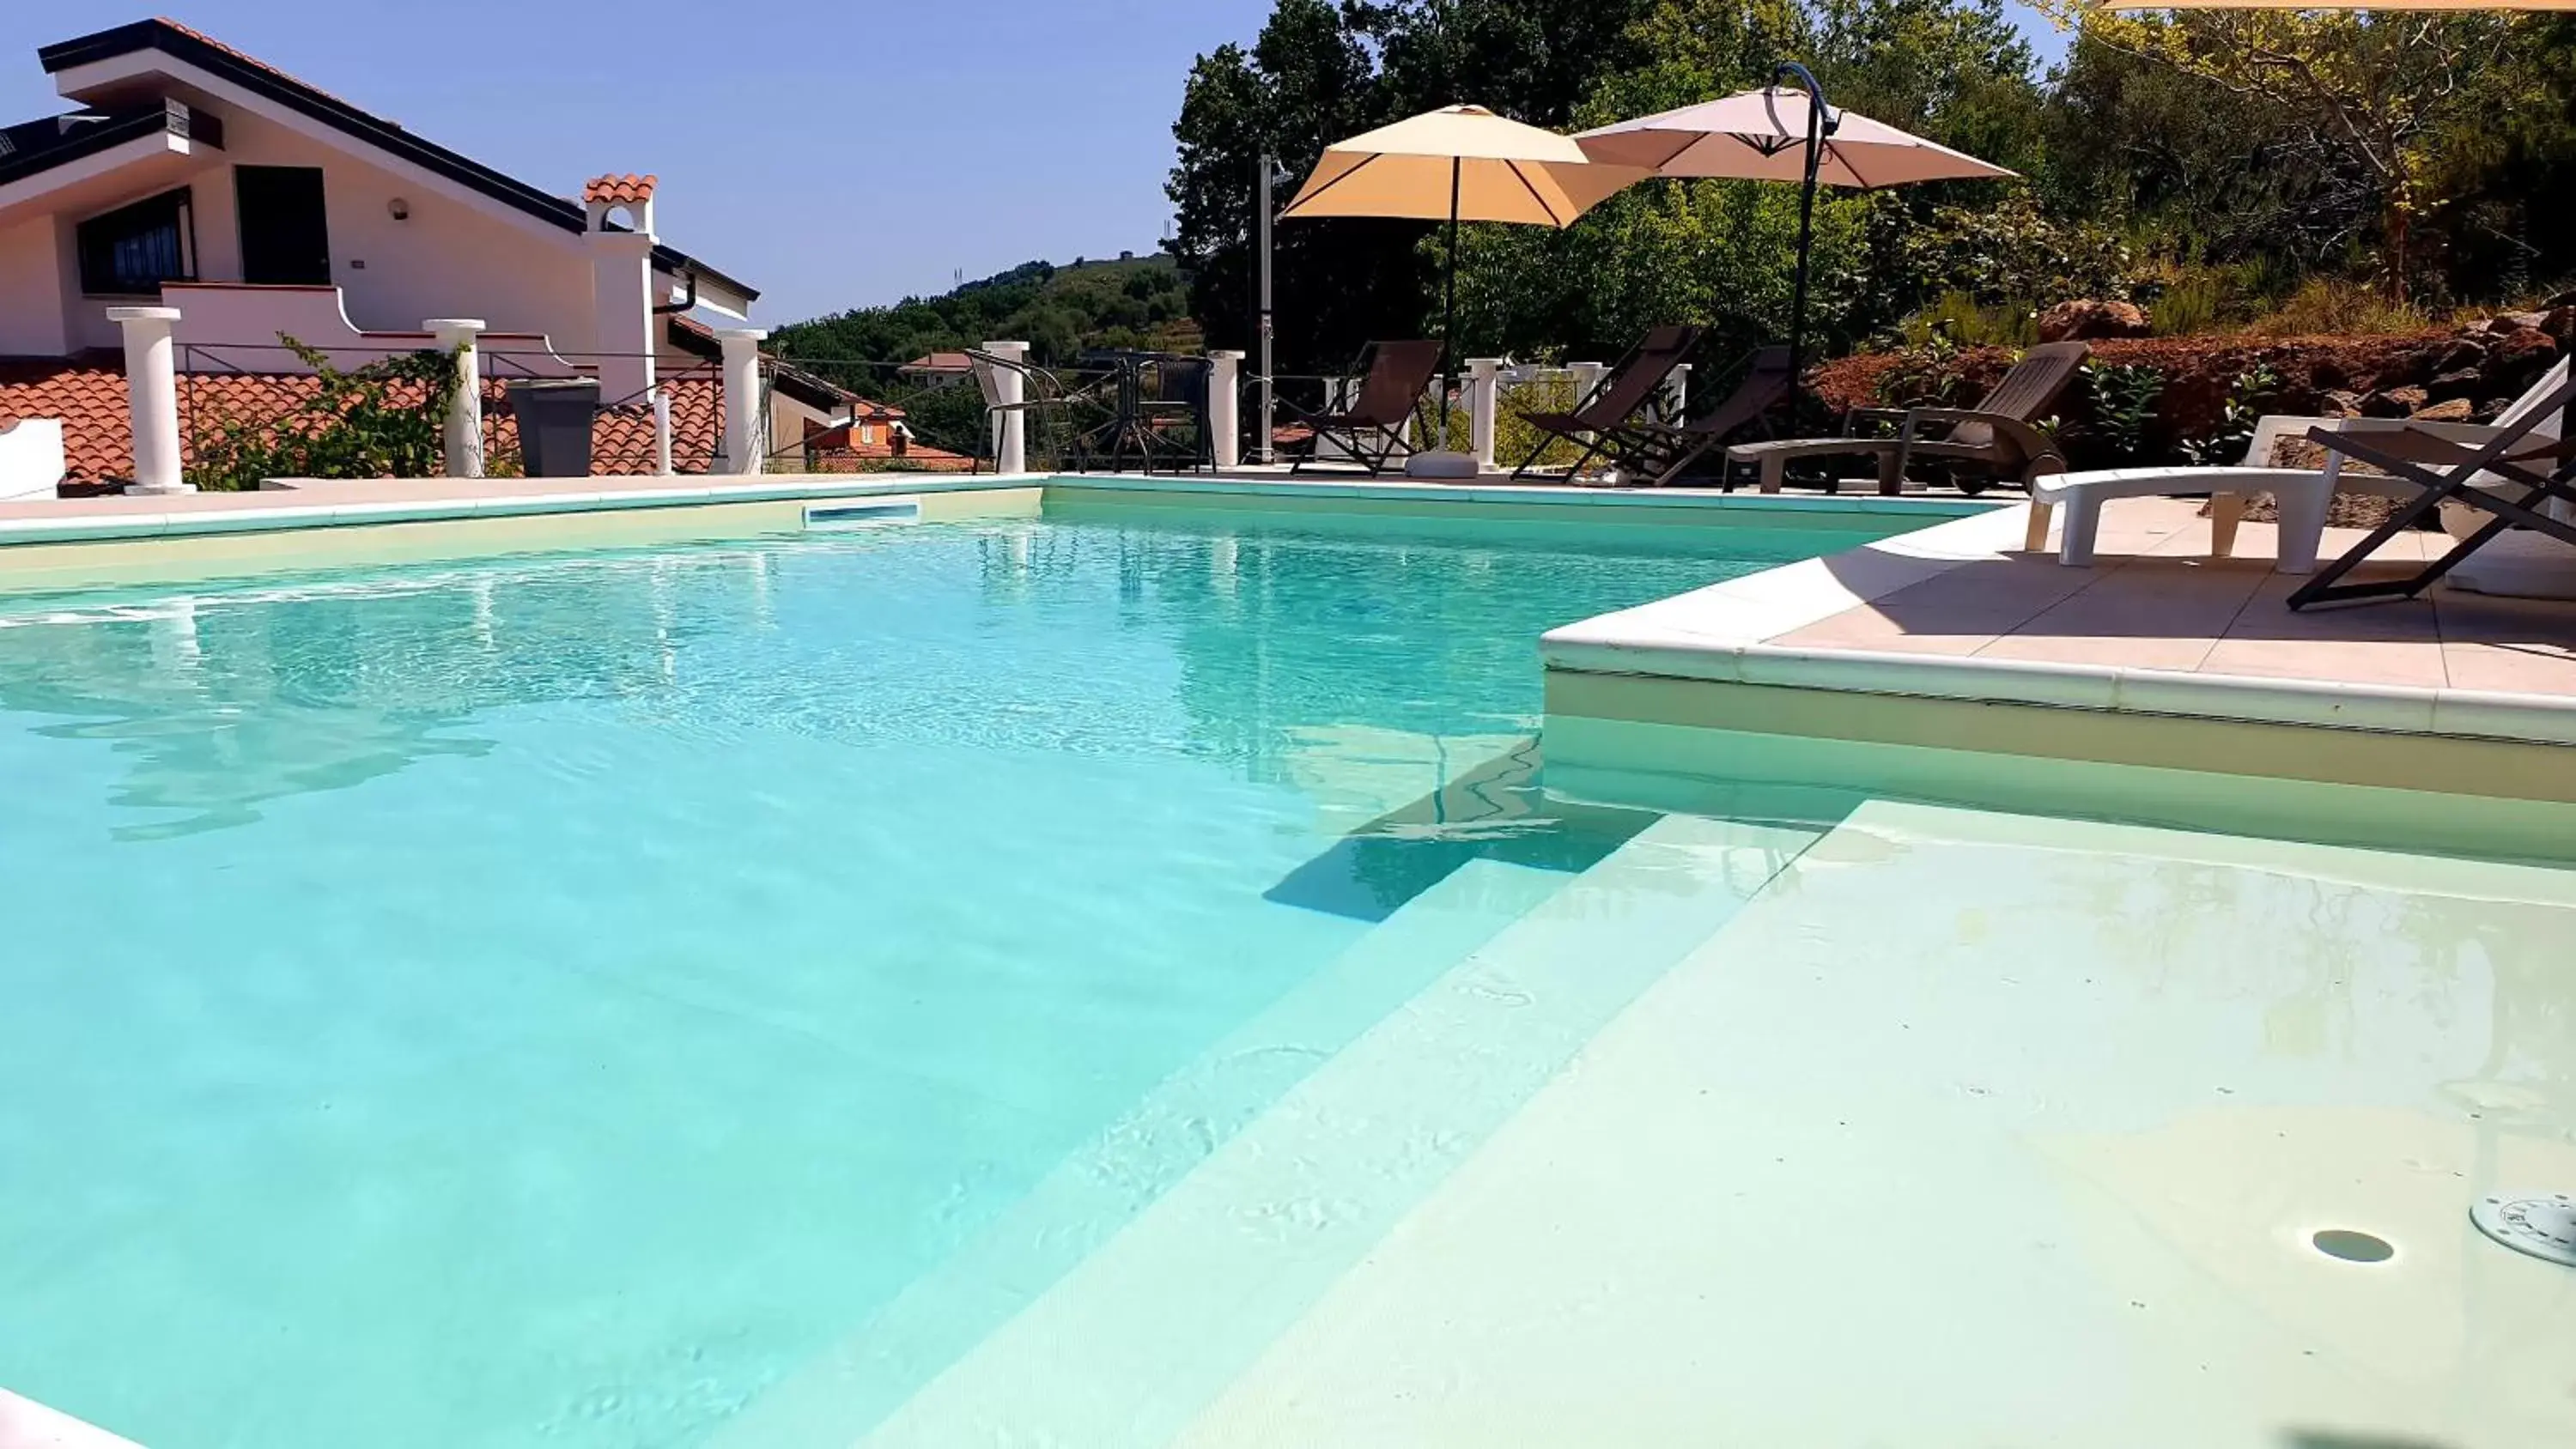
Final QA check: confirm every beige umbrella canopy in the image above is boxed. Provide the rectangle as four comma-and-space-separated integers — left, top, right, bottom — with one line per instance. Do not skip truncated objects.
1285, 105, 1648, 403
1577, 88, 2016, 190
1577, 78, 2016, 376
1284, 105, 1645, 226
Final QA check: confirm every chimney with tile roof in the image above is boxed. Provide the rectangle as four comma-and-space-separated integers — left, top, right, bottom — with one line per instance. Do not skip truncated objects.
583, 173, 659, 403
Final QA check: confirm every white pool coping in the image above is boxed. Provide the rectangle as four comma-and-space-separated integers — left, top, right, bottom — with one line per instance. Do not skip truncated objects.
0, 471, 1996, 552
1540, 505, 2576, 749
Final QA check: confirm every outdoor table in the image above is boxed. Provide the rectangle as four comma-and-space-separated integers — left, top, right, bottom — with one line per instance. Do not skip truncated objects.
1077, 350, 1208, 474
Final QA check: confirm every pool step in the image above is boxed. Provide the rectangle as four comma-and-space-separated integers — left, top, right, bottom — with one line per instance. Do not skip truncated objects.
708, 854, 1577, 1449
845, 812, 1820, 1448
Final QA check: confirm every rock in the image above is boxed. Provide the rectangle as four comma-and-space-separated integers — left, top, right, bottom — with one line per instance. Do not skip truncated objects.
2319, 390, 2365, 418
2485, 312, 2547, 336
2490, 324, 2561, 378
2037, 299, 2151, 343
2427, 367, 2488, 403
2365, 385, 2429, 417
2433, 337, 2489, 373
2543, 306, 2576, 349
2410, 397, 2476, 423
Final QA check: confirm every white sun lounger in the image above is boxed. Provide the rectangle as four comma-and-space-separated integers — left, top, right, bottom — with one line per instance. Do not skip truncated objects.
2026, 356, 2573, 574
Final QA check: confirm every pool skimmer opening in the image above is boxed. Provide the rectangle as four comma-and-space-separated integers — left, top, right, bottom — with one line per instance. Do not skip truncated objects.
2470, 1191, 2576, 1269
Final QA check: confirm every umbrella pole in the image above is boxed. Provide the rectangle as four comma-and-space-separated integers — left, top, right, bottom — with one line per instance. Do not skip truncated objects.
1443, 156, 1461, 442
1775, 62, 1837, 391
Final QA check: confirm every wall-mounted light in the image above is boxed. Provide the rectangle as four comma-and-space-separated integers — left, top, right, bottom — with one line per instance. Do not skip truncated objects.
388, 197, 410, 221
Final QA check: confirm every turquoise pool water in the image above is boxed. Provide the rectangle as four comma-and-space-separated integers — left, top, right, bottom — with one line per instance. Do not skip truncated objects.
0, 500, 1880, 1447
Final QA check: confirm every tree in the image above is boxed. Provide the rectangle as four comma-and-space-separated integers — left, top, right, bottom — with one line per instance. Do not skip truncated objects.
1165, 0, 1658, 373
2034, 7, 2572, 302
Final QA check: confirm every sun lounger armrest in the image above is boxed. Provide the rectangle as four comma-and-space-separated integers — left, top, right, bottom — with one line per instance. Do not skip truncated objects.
1844, 406, 1907, 437
1898, 408, 2063, 468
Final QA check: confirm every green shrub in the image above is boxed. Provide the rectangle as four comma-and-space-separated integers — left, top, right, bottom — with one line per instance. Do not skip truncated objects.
2183, 363, 2285, 465
185, 336, 462, 492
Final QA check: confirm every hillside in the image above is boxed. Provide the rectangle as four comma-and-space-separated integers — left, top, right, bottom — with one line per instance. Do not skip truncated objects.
771, 254, 1201, 367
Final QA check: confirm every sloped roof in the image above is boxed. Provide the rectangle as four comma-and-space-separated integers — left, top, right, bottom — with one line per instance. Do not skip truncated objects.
31, 19, 756, 304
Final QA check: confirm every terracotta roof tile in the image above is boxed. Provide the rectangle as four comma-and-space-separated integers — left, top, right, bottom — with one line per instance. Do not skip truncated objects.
583, 173, 657, 205
0, 359, 968, 484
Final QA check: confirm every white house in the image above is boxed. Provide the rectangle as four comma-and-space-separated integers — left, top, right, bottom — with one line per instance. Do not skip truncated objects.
0, 17, 963, 482
0, 18, 755, 370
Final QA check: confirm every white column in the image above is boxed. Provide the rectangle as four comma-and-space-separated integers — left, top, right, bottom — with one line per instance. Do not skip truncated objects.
427, 318, 486, 478
651, 389, 674, 476
717, 328, 768, 475
1207, 349, 1243, 470
1662, 362, 1690, 424
589, 232, 657, 403
110, 306, 191, 494
983, 339, 1029, 475
1465, 357, 1504, 470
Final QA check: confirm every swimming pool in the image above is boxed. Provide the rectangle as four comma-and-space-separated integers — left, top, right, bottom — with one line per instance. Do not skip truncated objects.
0, 499, 1881, 1447
4, 493, 2571, 1449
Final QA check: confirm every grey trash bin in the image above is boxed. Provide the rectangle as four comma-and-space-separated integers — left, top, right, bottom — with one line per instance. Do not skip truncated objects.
506, 379, 599, 478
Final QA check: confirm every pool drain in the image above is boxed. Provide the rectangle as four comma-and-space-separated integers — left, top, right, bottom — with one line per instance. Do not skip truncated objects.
2470, 1191, 2576, 1268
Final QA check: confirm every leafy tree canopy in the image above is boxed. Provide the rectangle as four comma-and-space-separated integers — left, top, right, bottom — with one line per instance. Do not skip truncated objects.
1171, 0, 2576, 375
769, 254, 1198, 367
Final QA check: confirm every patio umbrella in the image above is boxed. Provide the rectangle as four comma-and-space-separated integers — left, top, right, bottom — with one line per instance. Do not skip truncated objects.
1283, 105, 1647, 415
1576, 64, 2015, 381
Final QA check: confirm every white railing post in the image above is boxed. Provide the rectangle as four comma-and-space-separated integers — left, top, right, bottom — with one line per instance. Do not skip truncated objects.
1569, 360, 1607, 411
1466, 357, 1504, 470
717, 328, 768, 475
651, 389, 674, 476
1207, 349, 1243, 470
109, 306, 191, 494
427, 318, 486, 478
1662, 361, 1690, 424
983, 339, 1029, 474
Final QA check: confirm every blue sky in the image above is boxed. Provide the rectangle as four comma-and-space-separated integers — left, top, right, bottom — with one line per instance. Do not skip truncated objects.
3, 3, 2067, 324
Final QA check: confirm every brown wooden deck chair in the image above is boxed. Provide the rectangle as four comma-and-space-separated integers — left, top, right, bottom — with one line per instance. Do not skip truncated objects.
1286, 339, 1445, 475
1723, 341, 2088, 495
2287, 367, 2576, 610
1508, 325, 1704, 481
1613, 345, 1794, 487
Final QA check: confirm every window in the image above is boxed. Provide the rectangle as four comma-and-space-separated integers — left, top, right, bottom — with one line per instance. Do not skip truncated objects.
76, 187, 195, 295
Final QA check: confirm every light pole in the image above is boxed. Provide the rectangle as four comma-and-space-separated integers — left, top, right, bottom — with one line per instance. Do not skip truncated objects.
1255, 153, 1290, 464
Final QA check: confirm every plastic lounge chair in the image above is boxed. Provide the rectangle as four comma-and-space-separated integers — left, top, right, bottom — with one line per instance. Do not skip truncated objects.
1723, 341, 2088, 495
1507, 325, 1704, 481
2286, 367, 2576, 610
1623, 346, 1794, 488
1285, 340, 1445, 476
2026, 356, 2575, 573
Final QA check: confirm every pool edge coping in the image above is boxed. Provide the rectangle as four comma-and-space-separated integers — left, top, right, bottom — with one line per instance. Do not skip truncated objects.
1538, 503, 2576, 749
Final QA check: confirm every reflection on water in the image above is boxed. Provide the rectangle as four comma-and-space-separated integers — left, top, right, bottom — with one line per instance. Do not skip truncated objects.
0, 511, 1792, 846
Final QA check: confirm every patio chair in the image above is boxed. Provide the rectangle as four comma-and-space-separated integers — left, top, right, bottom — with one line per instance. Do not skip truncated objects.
1136, 355, 1214, 474
1507, 325, 1704, 482
1723, 341, 2089, 495
1620, 345, 1795, 488
1285, 339, 1445, 476
966, 347, 1097, 473
2286, 367, 2576, 610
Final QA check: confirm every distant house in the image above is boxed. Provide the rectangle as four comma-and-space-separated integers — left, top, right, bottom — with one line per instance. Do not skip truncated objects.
0, 17, 962, 480
899, 352, 976, 391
